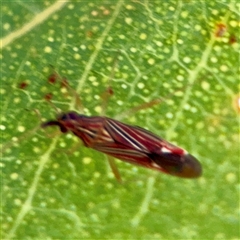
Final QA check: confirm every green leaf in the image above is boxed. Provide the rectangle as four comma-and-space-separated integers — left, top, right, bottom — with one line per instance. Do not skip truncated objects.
1, 1, 239, 239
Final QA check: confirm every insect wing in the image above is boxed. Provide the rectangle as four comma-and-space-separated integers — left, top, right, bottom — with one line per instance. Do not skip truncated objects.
105, 118, 182, 154
97, 118, 202, 178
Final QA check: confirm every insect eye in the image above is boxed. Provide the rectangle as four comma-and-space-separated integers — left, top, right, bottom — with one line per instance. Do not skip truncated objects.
68, 112, 80, 120
59, 114, 67, 120
58, 112, 79, 121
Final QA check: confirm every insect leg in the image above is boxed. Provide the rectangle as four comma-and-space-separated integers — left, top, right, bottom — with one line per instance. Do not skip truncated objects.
106, 155, 123, 183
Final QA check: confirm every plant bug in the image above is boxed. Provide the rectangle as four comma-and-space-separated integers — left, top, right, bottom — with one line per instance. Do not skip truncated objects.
42, 112, 202, 179
41, 74, 202, 179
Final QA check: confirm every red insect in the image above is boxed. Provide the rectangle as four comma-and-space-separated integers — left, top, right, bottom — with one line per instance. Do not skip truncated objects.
42, 111, 202, 179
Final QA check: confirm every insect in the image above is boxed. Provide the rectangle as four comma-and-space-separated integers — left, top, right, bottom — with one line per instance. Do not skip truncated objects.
42, 111, 202, 179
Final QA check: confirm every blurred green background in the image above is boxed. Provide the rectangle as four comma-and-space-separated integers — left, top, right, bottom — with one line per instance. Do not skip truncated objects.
1, 1, 239, 239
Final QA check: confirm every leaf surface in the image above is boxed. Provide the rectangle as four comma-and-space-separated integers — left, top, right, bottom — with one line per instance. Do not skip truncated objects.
1, 1, 239, 239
